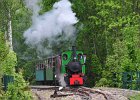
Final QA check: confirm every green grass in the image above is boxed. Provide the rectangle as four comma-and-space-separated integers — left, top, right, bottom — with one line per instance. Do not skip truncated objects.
129, 94, 140, 100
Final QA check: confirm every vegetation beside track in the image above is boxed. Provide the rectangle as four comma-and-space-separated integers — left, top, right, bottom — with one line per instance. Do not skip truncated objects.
129, 94, 140, 100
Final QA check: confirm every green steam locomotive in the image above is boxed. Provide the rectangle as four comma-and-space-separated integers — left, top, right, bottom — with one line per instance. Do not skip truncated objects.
35, 46, 86, 86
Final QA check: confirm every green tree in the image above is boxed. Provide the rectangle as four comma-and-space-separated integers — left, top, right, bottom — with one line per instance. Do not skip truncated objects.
0, 0, 33, 98
73, 0, 140, 87
0, 31, 8, 98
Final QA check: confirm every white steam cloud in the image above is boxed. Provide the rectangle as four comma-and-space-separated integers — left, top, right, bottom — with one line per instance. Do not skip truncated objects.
24, 0, 78, 56
58, 74, 66, 87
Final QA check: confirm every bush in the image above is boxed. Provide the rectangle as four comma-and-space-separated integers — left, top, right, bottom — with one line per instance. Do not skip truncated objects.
95, 78, 109, 87
2, 72, 32, 100
129, 94, 140, 100
1, 50, 17, 75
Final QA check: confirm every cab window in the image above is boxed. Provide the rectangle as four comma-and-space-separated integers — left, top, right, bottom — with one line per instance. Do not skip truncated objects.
78, 53, 83, 60
63, 54, 68, 60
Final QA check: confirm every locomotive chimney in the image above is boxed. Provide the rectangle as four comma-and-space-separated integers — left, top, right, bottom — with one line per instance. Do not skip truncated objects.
72, 46, 77, 61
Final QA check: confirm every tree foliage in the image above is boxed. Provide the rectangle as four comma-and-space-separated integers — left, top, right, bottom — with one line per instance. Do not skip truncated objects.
1, 50, 17, 75
0, 0, 32, 99
0, 31, 8, 97
72, 0, 140, 87
0, 32, 8, 64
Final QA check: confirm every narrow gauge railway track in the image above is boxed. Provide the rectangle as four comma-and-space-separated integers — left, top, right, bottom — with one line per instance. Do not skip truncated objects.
30, 85, 59, 90
80, 87, 114, 100
61, 86, 114, 100
61, 87, 92, 100
31, 86, 115, 100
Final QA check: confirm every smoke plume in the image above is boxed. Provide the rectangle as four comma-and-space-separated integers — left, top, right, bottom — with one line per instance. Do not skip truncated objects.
24, 0, 78, 56
58, 74, 66, 87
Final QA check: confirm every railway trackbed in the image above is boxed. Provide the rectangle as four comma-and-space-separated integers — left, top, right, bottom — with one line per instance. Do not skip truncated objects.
31, 86, 140, 100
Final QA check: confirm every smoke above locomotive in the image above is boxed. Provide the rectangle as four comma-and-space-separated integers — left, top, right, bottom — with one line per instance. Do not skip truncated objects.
23, 0, 78, 56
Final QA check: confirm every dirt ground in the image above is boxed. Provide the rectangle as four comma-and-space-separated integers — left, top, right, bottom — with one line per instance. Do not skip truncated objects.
31, 87, 140, 100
